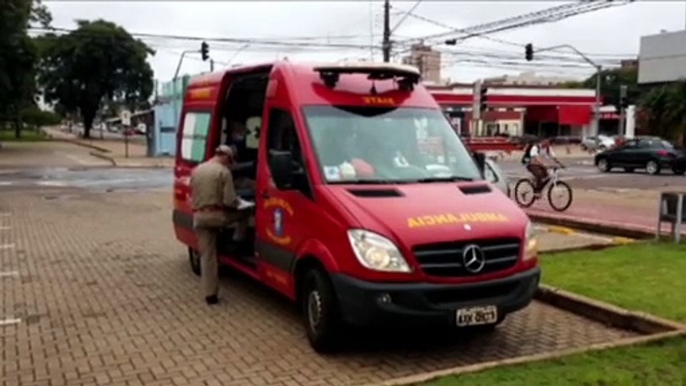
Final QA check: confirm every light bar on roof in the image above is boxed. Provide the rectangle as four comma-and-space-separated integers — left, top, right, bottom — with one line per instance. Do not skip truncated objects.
314, 62, 421, 89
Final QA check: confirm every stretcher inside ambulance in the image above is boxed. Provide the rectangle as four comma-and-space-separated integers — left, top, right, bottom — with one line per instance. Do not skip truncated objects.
172, 61, 540, 353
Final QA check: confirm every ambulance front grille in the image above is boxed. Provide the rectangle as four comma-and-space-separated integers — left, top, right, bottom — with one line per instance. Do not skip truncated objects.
412, 238, 520, 277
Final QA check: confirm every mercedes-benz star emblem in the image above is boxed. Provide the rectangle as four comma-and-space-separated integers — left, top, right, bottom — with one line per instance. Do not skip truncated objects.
462, 244, 486, 273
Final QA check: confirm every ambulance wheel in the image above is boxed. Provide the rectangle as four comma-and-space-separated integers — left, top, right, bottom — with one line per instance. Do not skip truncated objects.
302, 268, 343, 353
188, 248, 201, 276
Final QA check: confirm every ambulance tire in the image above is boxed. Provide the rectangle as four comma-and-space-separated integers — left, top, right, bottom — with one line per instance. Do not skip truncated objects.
188, 248, 201, 276
302, 268, 343, 353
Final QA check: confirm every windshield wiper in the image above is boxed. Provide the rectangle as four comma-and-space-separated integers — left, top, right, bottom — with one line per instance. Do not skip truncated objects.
414, 176, 475, 183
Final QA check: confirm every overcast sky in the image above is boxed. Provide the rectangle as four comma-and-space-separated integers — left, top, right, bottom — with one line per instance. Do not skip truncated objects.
44, 1, 686, 85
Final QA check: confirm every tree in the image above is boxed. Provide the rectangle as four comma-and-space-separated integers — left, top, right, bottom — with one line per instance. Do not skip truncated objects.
639, 80, 686, 145
0, 0, 51, 138
37, 20, 154, 138
582, 67, 640, 108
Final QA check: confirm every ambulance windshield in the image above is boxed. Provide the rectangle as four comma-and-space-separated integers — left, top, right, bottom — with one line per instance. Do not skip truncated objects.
303, 105, 482, 184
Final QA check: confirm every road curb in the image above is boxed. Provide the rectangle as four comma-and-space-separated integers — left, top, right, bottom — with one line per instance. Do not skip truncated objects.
365, 330, 685, 386
535, 284, 685, 334
527, 211, 654, 239
88, 151, 116, 166
57, 138, 112, 153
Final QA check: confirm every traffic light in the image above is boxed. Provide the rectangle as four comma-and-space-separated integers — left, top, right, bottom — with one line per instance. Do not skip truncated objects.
525, 43, 534, 61
479, 86, 488, 112
200, 41, 209, 61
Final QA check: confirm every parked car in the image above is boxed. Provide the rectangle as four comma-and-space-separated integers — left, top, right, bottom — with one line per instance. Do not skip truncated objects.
581, 135, 615, 151
594, 137, 686, 175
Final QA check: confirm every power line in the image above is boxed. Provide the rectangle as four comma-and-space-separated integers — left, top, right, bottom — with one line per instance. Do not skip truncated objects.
29, 26, 380, 50
404, 0, 634, 45
391, 4, 636, 60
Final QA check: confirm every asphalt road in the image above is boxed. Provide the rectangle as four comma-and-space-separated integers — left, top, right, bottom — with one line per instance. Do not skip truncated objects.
498, 157, 686, 191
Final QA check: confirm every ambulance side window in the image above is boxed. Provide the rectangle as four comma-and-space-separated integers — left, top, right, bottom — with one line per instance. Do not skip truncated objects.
266, 108, 311, 195
267, 108, 302, 162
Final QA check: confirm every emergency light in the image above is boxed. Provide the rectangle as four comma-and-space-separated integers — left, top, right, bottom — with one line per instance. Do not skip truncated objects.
314, 62, 421, 91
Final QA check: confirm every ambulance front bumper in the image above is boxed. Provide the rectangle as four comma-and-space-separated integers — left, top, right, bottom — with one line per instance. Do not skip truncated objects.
330, 267, 540, 327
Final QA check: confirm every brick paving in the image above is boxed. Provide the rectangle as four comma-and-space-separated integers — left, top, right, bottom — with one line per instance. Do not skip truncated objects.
0, 182, 639, 386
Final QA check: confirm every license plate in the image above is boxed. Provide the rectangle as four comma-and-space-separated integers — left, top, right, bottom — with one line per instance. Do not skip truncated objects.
456, 306, 498, 327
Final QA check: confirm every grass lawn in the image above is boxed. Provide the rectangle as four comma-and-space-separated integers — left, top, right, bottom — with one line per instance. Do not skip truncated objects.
0, 129, 47, 142
540, 242, 686, 322
419, 335, 686, 386
418, 243, 686, 385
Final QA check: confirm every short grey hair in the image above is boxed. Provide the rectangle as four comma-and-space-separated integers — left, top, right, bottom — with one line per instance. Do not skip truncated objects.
215, 144, 234, 157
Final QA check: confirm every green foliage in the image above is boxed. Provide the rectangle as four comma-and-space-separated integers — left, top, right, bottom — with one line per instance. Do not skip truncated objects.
541, 242, 686, 322
638, 80, 686, 144
21, 107, 61, 128
419, 336, 686, 386
583, 67, 639, 107
0, 0, 51, 138
37, 19, 155, 138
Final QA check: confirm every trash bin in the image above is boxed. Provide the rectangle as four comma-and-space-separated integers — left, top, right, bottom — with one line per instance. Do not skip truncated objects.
656, 191, 686, 243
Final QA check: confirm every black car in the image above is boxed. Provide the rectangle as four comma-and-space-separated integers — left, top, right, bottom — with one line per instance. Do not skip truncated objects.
594, 137, 686, 175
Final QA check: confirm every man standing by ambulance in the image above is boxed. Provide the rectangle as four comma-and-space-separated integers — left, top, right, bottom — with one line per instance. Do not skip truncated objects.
190, 145, 251, 305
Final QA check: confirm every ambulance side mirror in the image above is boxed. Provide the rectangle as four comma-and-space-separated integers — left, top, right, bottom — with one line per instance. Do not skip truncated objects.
473, 152, 486, 178
269, 151, 294, 189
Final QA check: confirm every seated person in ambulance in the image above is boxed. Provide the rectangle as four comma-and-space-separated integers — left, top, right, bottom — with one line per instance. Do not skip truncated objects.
225, 119, 257, 191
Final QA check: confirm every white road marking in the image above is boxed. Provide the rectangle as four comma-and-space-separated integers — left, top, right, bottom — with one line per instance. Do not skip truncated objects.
0, 181, 13, 186
0, 226, 10, 230
0, 244, 15, 250
0, 271, 19, 277
0, 318, 21, 326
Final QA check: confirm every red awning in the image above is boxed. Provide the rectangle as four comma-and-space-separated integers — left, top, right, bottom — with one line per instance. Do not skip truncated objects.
557, 105, 592, 126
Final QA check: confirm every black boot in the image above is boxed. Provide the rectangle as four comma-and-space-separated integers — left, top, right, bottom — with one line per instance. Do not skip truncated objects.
205, 295, 218, 305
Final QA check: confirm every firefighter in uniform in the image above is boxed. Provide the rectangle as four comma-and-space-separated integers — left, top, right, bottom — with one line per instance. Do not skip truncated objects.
190, 144, 251, 305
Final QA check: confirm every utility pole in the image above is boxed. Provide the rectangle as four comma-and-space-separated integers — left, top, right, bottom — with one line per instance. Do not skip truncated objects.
210, 59, 215, 72
382, 0, 391, 62
619, 85, 627, 136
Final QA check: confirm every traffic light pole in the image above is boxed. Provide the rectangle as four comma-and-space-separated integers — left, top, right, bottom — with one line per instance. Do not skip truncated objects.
532, 44, 602, 136
173, 50, 197, 80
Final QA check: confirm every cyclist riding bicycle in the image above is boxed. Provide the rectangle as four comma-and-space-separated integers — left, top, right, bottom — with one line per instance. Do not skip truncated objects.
521, 139, 565, 196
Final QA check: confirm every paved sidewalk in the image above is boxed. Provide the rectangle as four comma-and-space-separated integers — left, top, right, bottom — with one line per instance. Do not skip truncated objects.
43, 127, 173, 168
0, 187, 635, 386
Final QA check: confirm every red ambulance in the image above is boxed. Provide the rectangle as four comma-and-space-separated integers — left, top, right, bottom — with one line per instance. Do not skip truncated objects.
172, 61, 540, 353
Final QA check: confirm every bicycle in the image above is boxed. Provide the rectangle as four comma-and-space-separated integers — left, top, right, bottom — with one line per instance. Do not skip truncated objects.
513, 166, 573, 212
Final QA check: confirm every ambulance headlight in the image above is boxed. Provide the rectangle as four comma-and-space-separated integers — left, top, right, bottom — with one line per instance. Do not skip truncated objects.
347, 230, 411, 273
524, 221, 538, 261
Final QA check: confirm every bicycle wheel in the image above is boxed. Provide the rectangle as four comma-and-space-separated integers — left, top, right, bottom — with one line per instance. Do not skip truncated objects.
514, 179, 537, 208
547, 181, 573, 212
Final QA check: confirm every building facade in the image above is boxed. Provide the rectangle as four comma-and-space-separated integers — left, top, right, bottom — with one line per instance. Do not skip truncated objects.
401, 43, 442, 84
482, 71, 580, 87
428, 83, 601, 138
638, 29, 686, 84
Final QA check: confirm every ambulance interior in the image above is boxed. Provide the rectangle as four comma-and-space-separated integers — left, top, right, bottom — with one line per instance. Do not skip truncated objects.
217, 70, 271, 261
